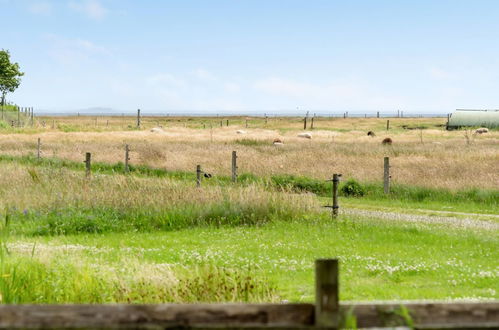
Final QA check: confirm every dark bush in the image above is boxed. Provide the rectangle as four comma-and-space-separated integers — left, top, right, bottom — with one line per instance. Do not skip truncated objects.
340, 179, 366, 197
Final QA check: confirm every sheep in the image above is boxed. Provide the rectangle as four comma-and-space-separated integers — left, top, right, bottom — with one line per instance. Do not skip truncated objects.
367, 131, 376, 137
150, 127, 164, 133
475, 127, 489, 134
382, 137, 393, 145
298, 132, 312, 139
236, 130, 247, 134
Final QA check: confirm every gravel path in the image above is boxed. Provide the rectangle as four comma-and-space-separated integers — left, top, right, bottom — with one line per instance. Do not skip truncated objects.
341, 208, 499, 231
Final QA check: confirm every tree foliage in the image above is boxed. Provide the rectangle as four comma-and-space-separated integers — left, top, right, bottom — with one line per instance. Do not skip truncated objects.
0, 49, 24, 106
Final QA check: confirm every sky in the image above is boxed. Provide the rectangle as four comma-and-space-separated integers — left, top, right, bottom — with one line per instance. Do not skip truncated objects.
2, 0, 499, 114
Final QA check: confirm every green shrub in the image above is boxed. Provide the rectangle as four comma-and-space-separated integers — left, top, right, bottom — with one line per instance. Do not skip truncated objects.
340, 179, 365, 197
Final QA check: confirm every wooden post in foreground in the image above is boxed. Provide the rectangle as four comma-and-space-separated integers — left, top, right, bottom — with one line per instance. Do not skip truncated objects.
332, 174, 341, 217
37, 138, 41, 160
386, 119, 390, 131
196, 165, 202, 187
136, 109, 141, 128
384, 157, 390, 194
231, 151, 237, 183
125, 145, 130, 173
303, 117, 307, 130
315, 259, 339, 328
85, 153, 91, 178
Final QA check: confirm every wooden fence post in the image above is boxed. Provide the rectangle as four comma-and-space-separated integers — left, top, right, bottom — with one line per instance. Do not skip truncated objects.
384, 157, 390, 194
386, 119, 390, 131
245, 119, 248, 128
125, 144, 130, 173
311, 117, 314, 129
303, 117, 307, 130
85, 152, 91, 178
377, 111, 380, 118
315, 259, 339, 328
220, 120, 223, 127
332, 174, 341, 217
17, 107, 20, 127
136, 109, 141, 128
265, 116, 268, 125
196, 165, 202, 187
231, 151, 237, 183
37, 138, 41, 160
226, 119, 229, 127
30, 107, 34, 126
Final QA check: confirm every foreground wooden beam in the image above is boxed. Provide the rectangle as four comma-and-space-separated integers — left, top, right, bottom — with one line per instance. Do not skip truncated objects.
0, 301, 497, 329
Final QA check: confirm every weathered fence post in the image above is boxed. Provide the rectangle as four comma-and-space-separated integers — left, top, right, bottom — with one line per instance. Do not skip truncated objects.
31, 107, 34, 126
377, 111, 380, 118
303, 117, 307, 129
226, 119, 229, 127
315, 259, 339, 328
332, 174, 341, 217
37, 138, 41, 160
17, 107, 20, 127
136, 109, 141, 128
386, 119, 390, 131
196, 165, 202, 187
265, 116, 268, 125
231, 151, 238, 183
220, 120, 223, 127
125, 144, 130, 173
245, 119, 248, 128
311, 116, 314, 129
85, 152, 91, 178
384, 157, 390, 194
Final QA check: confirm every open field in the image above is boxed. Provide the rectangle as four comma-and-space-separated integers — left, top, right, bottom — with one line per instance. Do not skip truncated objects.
1, 116, 497, 190
0, 115, 497, 304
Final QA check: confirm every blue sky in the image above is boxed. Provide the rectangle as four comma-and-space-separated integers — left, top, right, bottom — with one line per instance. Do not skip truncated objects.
1, 0, 499, 114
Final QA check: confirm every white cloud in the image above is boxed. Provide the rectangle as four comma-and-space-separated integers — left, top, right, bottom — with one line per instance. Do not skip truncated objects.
429, 67, 452, 80
28, 1, 53, 15
68, 0, 107, 20
44, 34, 111, 65
253, 76, 404, 109
224, 82, 240, 93
192, 68, 217, 81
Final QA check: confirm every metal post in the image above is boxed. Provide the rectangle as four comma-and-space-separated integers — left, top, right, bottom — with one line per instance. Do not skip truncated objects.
136, 109, 141, 128
315, 259, 339, 328
196, 165, 202, 187
31, 107, 34, 126
125, 144, 130, 173
231, 151, 237, 183
384, 157, 390, 194
85, 152, 91, 178
37, 138, 41, 159
377, 111, 380, 118
17, 106, 20, 127
332, 174, 341, 217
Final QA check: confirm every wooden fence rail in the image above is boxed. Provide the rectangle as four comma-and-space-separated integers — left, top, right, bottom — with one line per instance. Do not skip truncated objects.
0, 301, 496, 329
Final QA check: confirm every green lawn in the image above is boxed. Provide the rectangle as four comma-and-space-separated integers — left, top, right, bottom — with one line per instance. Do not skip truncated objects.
9, 213, 498, 303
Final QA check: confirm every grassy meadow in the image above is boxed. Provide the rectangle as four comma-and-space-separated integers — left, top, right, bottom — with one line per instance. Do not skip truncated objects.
0, 114, 497, 304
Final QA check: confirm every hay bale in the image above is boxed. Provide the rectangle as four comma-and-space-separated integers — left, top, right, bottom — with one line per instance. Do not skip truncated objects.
298, 132, 312, 139
382, 137, 393, 145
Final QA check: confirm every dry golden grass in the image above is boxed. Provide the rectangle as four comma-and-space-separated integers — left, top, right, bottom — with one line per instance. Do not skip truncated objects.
1, 116, 498, 190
